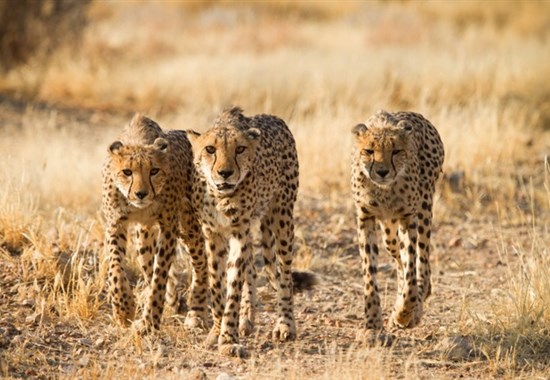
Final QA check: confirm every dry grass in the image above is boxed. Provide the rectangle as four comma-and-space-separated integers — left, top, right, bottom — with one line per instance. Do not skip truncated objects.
1, 1, 550, 379
457, 161, 550, 374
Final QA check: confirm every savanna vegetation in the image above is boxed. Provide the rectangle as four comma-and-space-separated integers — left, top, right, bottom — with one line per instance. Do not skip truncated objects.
1, 1, 549, 379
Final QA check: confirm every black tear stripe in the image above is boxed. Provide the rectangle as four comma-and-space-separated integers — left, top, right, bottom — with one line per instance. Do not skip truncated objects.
212, 151, 217, 171
149, 172, 156, 197
235, 153, 241, 177
128, 176, 134, 199
391, 154, 397, 174
368, 160, 375, 178
127, 157, 135, 199
209, 135, 218, 175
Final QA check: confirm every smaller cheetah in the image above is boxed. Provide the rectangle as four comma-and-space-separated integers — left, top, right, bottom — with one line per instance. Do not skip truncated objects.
351, 110, 444, 340
101, 114, 209, 331
187, 107, 299, 357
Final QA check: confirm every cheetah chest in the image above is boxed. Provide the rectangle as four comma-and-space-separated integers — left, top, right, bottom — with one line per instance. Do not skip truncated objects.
360, 179, 421, 220
198, 193, 253, 234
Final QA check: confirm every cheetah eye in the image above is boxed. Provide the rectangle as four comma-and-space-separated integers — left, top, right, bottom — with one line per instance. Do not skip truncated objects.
150, 168, 160, 176
236, 146, 246, 154
364, 149, 374, 155
122, 169, 132, 176
205, 146, 216, 154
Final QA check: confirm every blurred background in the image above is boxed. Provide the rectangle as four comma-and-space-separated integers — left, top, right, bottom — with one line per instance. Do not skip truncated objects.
1, 0, 549, 237
1, 0, 549, 215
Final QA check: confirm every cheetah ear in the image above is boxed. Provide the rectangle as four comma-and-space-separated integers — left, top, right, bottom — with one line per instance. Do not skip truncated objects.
186, 130, 201, 145
245, 128, 261, 140
109, 141, 124, 155
131, 112, 143, 126
153, 137, 168, 153
352, 123, 368, 137
397, 120, 413, 133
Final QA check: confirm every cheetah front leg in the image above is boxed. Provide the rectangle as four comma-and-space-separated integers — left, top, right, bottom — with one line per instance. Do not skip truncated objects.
381, 220, 404, 298
106, 224, 136, 326
133, 224, 156, 311
217, 234, 251, 358
355, 212, 395, 346
390, 217, 422, 329
138, 220, 178, 332
134, 225, 183, 320
204, 232, 227, 348
133, 224, 156, 282
356, 215, 383, 331
180, 216, 210, 330
238, 255, 256, 337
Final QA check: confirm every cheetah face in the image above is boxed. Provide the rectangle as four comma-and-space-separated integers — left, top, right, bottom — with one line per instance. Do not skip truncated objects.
108, 138, 169, 208
352, 121, 412, 187
187, 127, 260, 196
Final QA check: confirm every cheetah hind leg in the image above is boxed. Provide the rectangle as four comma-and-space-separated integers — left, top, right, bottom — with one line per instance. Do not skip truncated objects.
259, 222, 296, 342
416, 207, 434, 303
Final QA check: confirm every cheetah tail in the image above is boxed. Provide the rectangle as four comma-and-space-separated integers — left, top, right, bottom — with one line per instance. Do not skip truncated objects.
292, 271, 318, 293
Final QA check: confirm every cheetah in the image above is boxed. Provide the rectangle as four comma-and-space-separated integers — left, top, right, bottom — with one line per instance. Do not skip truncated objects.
351, 110, 444, 340
187, 106, 299, 357
102, 113, 209, 331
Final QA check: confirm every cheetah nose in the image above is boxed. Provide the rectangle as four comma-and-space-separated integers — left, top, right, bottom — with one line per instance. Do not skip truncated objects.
217, 169, 234, 179
376, 169, 390, 178
135, 190, 148, 200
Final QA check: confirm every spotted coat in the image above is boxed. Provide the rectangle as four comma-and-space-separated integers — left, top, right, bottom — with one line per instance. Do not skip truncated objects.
351, 110, 444, 336
101, 114, 208, 331
187, 106, 299, 357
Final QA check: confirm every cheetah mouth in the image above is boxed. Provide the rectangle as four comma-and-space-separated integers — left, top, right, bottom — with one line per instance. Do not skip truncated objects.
129, 199, 153, 208
216, 183, 235, 192
372, 179, 396, 188
366, 173, 396, 187
373, 177, 394, 185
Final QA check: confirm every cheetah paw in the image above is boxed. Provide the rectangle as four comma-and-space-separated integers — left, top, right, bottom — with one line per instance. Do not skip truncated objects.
390, 302, 423, 329
133, 319, 156, 335
205, 327, 220, 348
239, 318, 254, 337
420, 282, 432, 302
356, 329, 394, 347
113, 307, 135, 327
184, 311, 208, 330
272, 321, 296, 342
219, 343, 249, 358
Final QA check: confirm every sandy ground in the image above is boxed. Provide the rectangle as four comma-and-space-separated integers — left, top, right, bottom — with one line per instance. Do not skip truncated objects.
0, 102, 548, 379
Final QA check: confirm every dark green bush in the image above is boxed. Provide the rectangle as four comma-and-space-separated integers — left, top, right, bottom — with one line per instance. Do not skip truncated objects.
0, 0, 91, 71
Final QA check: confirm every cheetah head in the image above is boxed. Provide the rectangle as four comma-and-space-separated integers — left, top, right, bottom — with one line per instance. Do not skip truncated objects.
108, 137, 169, 208
187, 126, 260, 196
352, 111, 414, 187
